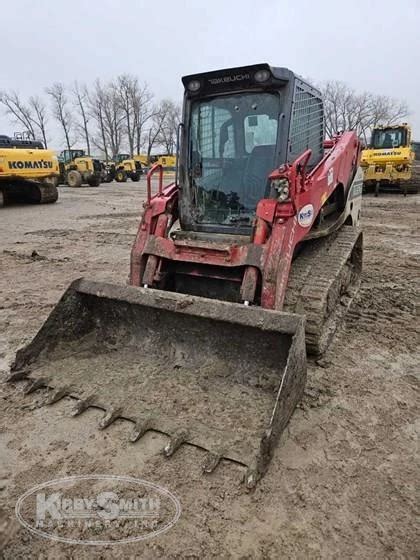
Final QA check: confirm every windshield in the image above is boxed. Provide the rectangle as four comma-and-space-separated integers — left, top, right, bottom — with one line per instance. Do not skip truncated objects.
188, 92, 280, 226
117, 154, 129, 162
371, 128, 406, 149
60, 150, 85, 163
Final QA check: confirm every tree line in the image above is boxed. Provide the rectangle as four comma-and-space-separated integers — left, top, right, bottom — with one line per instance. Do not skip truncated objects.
0, 76, 409, 156
0, 74, 180, 159
320, 81, 409, 143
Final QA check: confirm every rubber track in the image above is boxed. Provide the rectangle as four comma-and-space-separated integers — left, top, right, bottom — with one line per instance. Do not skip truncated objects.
284, 226, 362, 355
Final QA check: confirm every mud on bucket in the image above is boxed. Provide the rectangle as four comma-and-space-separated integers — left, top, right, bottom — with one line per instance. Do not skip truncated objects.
11, 278, 307, 487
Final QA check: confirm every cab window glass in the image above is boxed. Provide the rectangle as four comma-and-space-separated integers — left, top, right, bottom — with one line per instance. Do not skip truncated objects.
244, 114, 277, 153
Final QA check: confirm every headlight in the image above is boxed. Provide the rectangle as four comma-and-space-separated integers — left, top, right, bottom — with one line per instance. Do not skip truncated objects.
187, 80, 201, 92
254, 69, 271, 83
271, 178, 290, 201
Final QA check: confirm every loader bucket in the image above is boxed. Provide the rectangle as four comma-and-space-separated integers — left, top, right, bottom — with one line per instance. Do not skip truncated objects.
10, 279, 306, 487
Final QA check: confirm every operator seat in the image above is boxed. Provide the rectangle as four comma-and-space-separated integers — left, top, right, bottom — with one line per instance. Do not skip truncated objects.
382, 134, 393, 149
242, 145, 276, 204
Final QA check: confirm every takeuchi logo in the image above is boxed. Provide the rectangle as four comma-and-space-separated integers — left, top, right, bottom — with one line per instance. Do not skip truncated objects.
208, 73, 250, 85
15, 475, 181, 546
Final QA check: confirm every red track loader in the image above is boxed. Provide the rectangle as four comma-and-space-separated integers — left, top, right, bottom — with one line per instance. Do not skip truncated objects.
9, 64, 363, 487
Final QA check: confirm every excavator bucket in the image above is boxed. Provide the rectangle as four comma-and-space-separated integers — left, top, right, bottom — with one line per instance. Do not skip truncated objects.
9, 279, 306, 487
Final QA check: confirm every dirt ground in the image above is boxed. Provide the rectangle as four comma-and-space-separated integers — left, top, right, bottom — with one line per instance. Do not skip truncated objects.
0, 181, 418, 559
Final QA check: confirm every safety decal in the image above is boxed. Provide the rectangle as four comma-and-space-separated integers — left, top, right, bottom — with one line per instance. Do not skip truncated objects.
297, 204, 314, 227
327, 168, 334, 186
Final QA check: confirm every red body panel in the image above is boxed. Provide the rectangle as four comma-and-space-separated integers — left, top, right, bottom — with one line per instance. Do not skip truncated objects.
130, 132, 360, 310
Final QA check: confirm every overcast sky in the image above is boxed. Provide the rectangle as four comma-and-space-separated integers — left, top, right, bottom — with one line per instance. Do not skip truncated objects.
3, 0, 420, 148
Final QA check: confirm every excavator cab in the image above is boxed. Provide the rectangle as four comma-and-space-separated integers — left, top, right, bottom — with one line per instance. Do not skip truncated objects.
0, 134, 44, 150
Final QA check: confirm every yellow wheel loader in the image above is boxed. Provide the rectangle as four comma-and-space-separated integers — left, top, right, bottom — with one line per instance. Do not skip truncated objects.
361, 123, 419, 196
57, 149, 102, 187
0, 135, 59, 206
112, 153, 142, 182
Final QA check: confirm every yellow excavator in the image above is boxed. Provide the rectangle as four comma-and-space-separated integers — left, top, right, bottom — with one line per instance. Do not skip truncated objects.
57, 149, 102, 187
361, 123, 419, 195
0, 134, 59, 207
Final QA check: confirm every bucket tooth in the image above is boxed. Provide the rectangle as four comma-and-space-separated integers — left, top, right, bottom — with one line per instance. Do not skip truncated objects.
202, 451, 223, 474
23, 377, 49, 395
98, 407, 122, 430
44, 386, 71, 405
163, 430, 188, 457
244, 468, 259, 489
129, 418, 154, 443
70, 395, 95, 417
6, 369, 30, 383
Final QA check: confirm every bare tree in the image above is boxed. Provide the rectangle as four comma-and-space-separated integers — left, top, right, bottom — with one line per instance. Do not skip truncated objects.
145, 101, 173, 159
132, 83, 155, 155
117, 74, 137, 156
0, 91, 36, 139
89, 80, 109, 160
73, 81, 91, 154
367, 94, 409, 128
1, 77, 181, 156
321, 80, 409, 143
156, 100, 181, 155
88, 79, 160, 159
0, 91, 51, 146
28, 96, 49, 147
88, 80, 125, 159
46, 82, 75, 151
102, 81, 125, 157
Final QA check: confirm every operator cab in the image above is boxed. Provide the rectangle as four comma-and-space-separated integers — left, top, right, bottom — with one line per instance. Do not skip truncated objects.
371, 127, 408, 149
179, 64, 324, 234
59, 149, 86, 163
115, 154, 130, 163
0, 134, 44, 150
